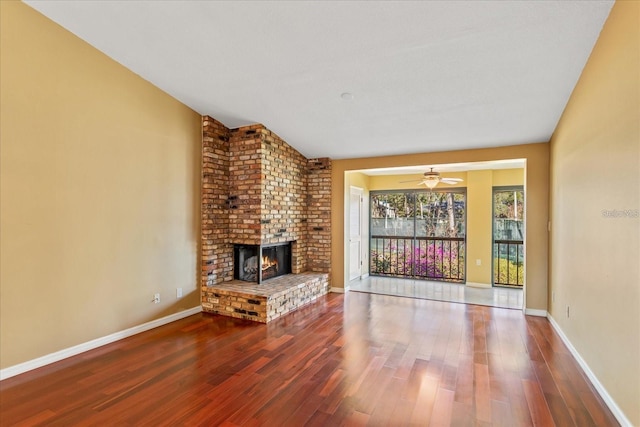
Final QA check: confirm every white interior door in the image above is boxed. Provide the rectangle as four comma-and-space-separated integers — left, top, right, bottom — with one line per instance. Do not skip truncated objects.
349, 187, 363, 281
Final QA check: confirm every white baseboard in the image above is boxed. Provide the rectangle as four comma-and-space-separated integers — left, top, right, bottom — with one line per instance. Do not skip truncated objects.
0, 306, 202, 381
360, 273, 370, 279
466, 281, 492, 289
524, 308, 548, 317
330, 286, 346, 293
547, 314, 632, 427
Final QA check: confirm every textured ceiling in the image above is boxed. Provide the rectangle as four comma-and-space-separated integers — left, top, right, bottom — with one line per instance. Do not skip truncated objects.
25, 1, 613, 160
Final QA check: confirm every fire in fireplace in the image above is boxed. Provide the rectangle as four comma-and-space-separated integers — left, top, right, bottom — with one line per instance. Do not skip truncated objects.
234, 242, 292, 283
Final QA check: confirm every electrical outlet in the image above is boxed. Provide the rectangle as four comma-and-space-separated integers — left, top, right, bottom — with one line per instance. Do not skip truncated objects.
153, 293, 160, 304
176, 288, 183, 298
476, 259, 481, 266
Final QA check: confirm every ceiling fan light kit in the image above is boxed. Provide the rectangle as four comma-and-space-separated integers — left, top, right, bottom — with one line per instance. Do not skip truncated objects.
424, 176, 440, 189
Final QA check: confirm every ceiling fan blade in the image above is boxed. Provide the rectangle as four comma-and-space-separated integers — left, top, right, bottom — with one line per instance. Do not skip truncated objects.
440, 178, 463, 184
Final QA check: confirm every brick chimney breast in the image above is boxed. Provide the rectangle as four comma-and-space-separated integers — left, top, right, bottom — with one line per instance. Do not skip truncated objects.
201, 116, 331, 291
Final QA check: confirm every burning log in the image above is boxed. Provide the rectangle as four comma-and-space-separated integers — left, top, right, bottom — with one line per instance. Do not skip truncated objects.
262, 256, 278, 272
243, 255, 279, 275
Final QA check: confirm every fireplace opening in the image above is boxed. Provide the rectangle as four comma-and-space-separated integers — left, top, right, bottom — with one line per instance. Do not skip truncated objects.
234, 242, 292, 283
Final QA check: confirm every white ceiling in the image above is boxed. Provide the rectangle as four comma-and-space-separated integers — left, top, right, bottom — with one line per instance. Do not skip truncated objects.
24, 1, 613, 160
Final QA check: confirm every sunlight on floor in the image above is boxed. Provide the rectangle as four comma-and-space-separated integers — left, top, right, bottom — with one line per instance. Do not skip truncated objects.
348, 276, 523, 310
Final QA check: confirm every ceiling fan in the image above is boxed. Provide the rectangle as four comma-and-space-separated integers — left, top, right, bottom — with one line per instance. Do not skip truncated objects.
400, 168, 464, 189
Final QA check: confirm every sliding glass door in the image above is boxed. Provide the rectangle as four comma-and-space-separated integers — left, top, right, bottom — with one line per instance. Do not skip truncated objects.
370, 190, 466, 282
492, 187, 524, 287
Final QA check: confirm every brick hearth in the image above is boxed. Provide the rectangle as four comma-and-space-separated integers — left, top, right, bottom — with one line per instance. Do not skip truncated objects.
203, 273, 329, 323
200, 116, 332, 322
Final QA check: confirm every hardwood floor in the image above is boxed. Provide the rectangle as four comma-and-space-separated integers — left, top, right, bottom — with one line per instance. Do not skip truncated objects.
0, 292, 619, 426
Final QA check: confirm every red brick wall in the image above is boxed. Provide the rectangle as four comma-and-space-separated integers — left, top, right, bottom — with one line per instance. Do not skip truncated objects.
201, 116, 233, 287
307, 158, 332, 274
258, 127, 308, 273
228, 125, 263, 245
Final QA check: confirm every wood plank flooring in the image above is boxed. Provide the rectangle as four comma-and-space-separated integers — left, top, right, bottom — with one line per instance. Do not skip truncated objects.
0, 292, 619, 426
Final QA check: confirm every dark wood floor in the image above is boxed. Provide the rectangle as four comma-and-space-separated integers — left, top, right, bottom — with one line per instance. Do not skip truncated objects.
0, 292, 619, 426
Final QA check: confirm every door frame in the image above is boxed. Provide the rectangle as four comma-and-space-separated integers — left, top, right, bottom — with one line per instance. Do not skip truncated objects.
348, 186, 364, 281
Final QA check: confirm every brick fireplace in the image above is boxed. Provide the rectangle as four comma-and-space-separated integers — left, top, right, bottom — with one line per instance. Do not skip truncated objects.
233, 242, 292, 283
200, 116, 331, 321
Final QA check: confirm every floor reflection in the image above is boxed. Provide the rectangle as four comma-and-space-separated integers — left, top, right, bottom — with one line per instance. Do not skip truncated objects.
349, 276, 523, 309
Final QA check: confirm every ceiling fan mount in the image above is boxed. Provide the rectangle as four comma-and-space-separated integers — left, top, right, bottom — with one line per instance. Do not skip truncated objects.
423, 168, 440, 179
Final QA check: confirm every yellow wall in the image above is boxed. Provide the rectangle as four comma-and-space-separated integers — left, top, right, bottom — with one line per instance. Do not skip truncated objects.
368, 172, 467, 190
347, 172, 371, 190
493, 168, 525, 187
549, 1, 639, 424
363, 169, 523, 285
466, 170, 493, 284
0, 2, 202, 369
332, 144, 549, 310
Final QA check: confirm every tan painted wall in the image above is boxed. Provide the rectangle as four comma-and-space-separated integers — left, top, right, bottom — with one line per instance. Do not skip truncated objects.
0, 2, 202, 369
549, 1, 639, 423
332, 144, 548, 310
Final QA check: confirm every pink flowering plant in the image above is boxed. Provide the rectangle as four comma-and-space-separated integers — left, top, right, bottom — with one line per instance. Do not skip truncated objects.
371, 239, 464, 282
